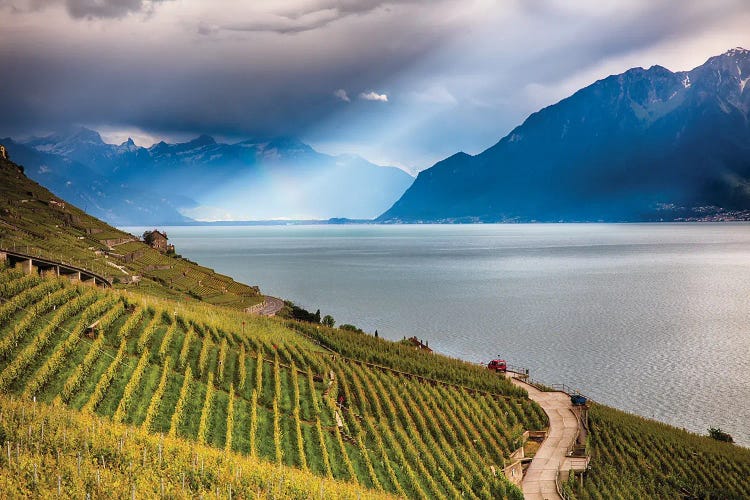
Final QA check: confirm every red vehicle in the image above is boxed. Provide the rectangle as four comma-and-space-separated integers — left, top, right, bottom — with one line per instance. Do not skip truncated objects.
488, 359, 507, 373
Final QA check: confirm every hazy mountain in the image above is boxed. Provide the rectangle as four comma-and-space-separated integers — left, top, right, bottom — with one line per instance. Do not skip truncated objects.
380, 48, 750, 222
9, 130, 414, 223
147, 135, 415, 221
0, 138, 190, 225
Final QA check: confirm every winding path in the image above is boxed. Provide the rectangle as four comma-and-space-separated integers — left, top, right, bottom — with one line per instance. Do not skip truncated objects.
258, 295, 284, 316
509, 373, 580, 500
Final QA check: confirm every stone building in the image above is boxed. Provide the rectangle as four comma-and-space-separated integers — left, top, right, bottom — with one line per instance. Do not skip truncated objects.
0, 144, 8, 160
143, 229, 174, 253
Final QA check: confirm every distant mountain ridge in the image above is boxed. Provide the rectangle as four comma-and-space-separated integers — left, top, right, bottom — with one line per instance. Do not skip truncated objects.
379, 47, 750, 222
1, 138, 191, 226
5, 130, 413, 224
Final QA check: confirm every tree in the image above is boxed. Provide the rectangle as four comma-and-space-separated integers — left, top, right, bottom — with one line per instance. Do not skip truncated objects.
708, 427, 734, 443
142, 230, 161, 247
286, 303, 321, 323
375, 329, 378, 338
322, 315, 335, 328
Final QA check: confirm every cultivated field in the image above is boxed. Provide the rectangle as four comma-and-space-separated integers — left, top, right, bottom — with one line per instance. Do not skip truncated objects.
0, 267, 547, 498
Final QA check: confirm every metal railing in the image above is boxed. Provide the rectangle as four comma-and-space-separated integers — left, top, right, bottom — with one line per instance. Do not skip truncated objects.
557, 470, 572, 500
507, 365, 595, 403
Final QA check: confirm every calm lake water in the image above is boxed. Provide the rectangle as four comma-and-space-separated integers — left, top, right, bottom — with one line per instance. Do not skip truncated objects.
125, 223, 750, 446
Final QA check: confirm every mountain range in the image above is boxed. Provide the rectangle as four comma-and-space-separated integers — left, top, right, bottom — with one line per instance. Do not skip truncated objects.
2, 130, 413, 225
379, 47, 750, 222
6, 47, 750, 225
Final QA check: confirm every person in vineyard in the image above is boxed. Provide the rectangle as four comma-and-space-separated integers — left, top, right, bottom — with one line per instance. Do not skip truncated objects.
338, 394, 345, 407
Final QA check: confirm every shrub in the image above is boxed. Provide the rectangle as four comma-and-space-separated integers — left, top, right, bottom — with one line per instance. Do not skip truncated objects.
339, 324, 362, 333
708, 427, 734, 443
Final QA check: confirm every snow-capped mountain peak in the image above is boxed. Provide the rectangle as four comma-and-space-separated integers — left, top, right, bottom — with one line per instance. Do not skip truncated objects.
725, 47, 750, 58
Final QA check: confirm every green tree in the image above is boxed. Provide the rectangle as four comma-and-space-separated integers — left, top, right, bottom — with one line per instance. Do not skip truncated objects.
322, 314, 335, 328
708, 427, 734, 443
340, 324, 362, 333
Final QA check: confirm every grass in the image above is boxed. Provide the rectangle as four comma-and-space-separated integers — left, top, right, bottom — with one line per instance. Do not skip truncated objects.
523, 439, 541, 458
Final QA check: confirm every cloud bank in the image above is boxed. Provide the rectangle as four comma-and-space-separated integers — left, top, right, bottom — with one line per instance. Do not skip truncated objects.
1, 0, 749, 170
221, 1, 424, 34
2, 0, 171, 18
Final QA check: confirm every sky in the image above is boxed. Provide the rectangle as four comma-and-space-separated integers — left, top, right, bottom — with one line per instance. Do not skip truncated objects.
1, 0, 750, 174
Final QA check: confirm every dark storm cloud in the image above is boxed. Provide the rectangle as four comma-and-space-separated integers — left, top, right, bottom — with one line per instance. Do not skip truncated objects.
66, 0, 170, 19
0, 0, 749, 169
0, 0, 448, 142
0, 7, 439, 140
514, 0, 746, 80
223, 0, 425, 34
1, 0, 170, 18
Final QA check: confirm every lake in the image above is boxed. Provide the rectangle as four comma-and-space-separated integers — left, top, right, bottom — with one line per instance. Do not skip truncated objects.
124, 223, 750, 446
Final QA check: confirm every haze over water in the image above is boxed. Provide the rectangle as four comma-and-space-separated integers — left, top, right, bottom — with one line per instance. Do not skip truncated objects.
132, 223, 750, 446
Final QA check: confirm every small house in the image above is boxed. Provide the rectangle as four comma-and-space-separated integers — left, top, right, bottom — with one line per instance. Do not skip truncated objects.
407, 336, 433, 353
0, 144, 7, 160
143, 229, 174, 253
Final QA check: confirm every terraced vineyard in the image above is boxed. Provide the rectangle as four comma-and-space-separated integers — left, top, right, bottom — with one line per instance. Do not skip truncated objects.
0, 266, 546, 498
561, 405, 750, 499
4, 262, 748, 499
0, 156, 262, 310
0, 393, 391, 499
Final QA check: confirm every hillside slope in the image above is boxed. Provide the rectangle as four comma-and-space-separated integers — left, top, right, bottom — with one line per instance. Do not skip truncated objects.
1, 267, 748, 498
380, 47, 750, 223
1, 138, 190, 225
0, 393, 390, 499
0, 269, 542, 498
563, 404, 750, 499
0, 154, 262, 309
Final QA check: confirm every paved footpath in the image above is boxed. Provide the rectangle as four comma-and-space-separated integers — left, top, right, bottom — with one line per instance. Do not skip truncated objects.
509, 373, 580, 500
258, 296, 284, 316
